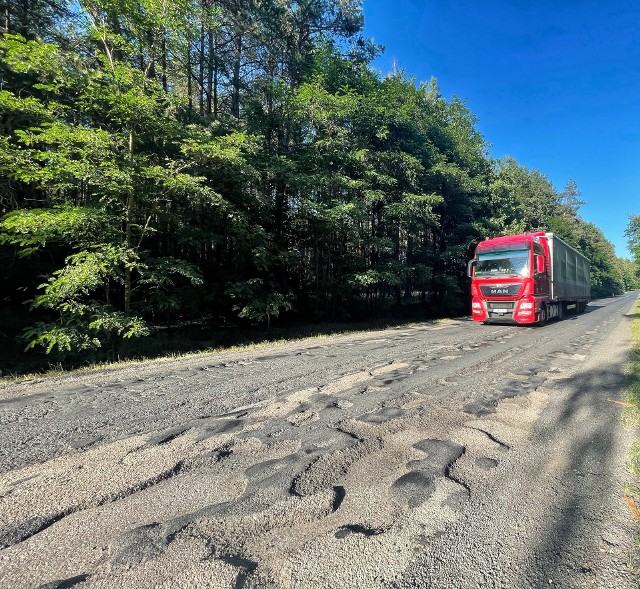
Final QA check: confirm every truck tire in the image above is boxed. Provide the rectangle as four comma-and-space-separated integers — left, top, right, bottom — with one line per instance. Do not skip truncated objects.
538, 305, 547, 325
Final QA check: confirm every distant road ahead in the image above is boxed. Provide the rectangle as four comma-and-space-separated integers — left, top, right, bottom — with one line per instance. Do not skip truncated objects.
0, 293, 638, 588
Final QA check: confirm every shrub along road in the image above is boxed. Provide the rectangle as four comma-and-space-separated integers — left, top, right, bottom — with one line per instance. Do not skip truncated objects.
0, 294, 638, 588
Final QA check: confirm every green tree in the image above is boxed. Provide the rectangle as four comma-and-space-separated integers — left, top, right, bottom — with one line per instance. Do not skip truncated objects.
619, 256, 640, 291
626, 215, 640, 268
0, 0, 75, 41
490, 157, 560, 233
0, 34, 220, 359
577, 222, 624, 297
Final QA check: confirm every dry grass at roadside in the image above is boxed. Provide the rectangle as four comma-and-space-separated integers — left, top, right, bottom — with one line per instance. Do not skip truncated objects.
627, 299, 640, 423
625, 296, 640, 563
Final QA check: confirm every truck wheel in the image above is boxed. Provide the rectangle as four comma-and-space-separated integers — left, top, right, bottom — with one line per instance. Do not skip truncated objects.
558, 303, 564, 320
538, 305, 547, 325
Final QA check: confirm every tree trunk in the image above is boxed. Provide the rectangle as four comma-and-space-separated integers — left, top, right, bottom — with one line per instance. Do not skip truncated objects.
161, 37, 167, 92
187, 42, 193, 111
199, 25, 205, 115
120, 127, 136, 358
207, 29, 214, 114
231, 33, 242, 119
124, 127, 135, 318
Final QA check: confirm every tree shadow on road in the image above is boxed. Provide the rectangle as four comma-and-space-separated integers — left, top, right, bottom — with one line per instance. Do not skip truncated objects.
519, 358, 637, 586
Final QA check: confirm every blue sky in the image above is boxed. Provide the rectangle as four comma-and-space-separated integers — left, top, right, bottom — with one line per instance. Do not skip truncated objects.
362, 0, 640, 257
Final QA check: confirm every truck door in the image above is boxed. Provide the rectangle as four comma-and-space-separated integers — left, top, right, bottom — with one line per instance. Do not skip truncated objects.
533, 242, 549, 296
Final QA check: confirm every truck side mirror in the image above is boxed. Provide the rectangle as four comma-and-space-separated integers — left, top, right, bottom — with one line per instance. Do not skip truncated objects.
467, 260, 476, 277
536, 254, 545, 274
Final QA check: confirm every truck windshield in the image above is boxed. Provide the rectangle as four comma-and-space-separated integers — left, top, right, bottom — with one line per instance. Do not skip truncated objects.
475, 249, 530, 278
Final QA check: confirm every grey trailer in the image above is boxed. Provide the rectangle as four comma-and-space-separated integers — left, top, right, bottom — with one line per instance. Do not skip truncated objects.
545, 232, 591, 302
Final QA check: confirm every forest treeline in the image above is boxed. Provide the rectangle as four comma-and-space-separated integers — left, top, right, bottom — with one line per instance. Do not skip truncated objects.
1, 0, 638, 371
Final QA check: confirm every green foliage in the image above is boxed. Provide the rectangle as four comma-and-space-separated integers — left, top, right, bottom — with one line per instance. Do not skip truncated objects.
21, 305, 150, 363
227, 279, 294, 330
23, 309, 149, 354
626, 215, 640, 268
15, 245, 146, 357
0, 207, 116, 253
574, 222, 624, 297
620, 257, 640, 291
22, 321, 102, 355
33, 246, 126, 310
490, 158, 559, 233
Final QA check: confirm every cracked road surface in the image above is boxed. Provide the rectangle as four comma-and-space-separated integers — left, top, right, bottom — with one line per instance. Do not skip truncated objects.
0, 294, 638, 588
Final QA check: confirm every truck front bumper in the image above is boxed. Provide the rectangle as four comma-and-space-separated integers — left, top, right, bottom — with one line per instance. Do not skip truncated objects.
471, 297, 537, 324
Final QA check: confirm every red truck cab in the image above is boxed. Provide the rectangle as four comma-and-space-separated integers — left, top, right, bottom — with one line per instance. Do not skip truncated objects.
468, 232, 545, 324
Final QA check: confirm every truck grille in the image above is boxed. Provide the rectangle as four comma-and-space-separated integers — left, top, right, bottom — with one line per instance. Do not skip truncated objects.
479, 284, 521, 297
486, 301, 516, 319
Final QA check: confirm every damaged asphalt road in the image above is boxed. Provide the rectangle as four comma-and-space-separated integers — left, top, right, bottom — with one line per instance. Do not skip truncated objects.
0, 294, 638, 588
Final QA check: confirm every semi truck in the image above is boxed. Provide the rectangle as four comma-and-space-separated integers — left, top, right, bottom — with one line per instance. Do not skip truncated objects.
467, 231, 590, 325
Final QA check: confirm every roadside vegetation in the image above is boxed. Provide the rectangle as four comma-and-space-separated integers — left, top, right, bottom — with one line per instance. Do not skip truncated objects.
1, 1, 639, 375
624, 220, 640, 561
626, 218, 640, 431
624, 296, 640, 568
627, 299, 640, 426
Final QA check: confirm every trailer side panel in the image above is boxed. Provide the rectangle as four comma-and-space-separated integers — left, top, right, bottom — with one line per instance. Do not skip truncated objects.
546, 233, 591, 301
